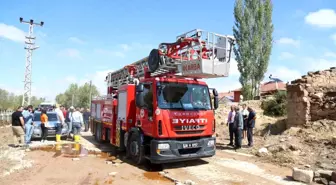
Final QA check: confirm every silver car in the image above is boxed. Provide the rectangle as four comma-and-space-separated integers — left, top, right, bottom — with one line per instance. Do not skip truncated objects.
31, 111, 68, 139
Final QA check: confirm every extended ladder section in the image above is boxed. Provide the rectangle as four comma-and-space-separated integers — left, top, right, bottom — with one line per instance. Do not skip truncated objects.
105, 29, 235, 92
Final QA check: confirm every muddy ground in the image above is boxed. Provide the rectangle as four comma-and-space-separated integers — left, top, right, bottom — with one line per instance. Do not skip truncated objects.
0, 126, 308, 185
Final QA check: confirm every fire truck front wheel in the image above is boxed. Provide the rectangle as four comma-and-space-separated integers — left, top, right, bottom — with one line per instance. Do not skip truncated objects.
128, 132, 146, 165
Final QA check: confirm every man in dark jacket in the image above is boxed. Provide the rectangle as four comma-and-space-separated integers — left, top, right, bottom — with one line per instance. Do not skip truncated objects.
83, 108, 90, 132
247, 107, 256, 147
233, 106, 244, 149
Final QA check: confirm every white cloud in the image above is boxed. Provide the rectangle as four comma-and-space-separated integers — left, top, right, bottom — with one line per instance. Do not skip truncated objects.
267, 66, 302, 83
205, 77, 241, 93
278, 52, 295, 60
229, 59, 239, 76
0, 23, 25, 42
324, 51, 336, 58
303, 57, 336, 72
276, 37, 300, 47
58, 48, 82, 59
305, 9, 336, 28
61, 70, 114, 95
331, 33, 336, 44
68, 37, 85, 44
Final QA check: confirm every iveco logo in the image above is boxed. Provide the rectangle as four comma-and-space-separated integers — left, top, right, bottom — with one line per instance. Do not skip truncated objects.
172, 118, 208, 124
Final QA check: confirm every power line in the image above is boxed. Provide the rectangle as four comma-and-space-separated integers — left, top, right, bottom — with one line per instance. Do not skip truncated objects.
19, 17, 44, 106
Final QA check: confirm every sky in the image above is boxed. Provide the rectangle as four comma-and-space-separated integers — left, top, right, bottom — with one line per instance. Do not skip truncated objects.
0, 0, 336, 101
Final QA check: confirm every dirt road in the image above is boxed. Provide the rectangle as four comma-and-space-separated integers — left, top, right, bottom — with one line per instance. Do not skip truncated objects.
0, 127, 305, 185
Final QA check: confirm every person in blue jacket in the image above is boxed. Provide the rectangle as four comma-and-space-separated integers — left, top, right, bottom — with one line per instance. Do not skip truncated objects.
22, 105, 34, 145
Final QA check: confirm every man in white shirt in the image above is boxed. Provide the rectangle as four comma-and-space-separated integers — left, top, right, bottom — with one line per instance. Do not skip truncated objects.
227, 105, 236, 146
54, 105, 65, 142
70, 107, 84, 142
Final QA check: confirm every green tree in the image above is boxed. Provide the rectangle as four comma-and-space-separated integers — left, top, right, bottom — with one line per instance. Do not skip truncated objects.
0, 88, 45, 110
56, 83, 100, 108
233, 0, 274, 99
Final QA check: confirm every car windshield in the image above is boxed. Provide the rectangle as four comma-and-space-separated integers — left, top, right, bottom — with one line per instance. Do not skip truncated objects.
157, 82, 211, 110
34, 113, 58, 122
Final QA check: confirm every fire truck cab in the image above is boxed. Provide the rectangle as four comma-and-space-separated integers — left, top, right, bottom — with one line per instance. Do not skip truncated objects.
90, 29, 235, 164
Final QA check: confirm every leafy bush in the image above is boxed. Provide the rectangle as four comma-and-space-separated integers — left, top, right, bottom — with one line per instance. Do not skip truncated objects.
262, 91, 287, 116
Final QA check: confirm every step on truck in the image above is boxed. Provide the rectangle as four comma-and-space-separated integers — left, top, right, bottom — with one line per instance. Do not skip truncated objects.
90, 29, 235, 164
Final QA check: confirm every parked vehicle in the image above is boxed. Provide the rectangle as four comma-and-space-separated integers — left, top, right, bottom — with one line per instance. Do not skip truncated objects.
31, 111, 68, 139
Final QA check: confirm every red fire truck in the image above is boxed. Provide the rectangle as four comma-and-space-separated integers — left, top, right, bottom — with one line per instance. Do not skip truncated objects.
90, 29, 235, 164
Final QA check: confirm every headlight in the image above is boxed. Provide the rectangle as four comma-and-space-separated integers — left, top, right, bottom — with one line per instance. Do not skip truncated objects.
157, 143, 170, 150
207, 140, 215, 147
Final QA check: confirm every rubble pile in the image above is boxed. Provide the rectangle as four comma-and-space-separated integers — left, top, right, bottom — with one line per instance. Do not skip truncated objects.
287, 67, 336, 127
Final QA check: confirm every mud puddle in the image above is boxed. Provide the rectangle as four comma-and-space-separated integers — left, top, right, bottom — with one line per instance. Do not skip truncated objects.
30, 143, 103, 158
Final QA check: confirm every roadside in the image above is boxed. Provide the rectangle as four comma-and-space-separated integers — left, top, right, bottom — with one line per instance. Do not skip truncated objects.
0, 126, 308, 185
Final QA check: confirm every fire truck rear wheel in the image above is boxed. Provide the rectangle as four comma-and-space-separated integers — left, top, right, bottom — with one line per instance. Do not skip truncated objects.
148, 49, 161, 72
128, 132, 145, 165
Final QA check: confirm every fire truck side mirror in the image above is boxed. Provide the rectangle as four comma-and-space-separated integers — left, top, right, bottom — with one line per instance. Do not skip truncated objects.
136, 92, 144, 108
212, 89, 218, 97
213, 96, 219, 110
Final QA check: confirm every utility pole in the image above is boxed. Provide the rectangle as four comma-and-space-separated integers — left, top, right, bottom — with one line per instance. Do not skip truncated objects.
89, 80, 92, 110
72, 94, 74, 107
20, 17, 44, 106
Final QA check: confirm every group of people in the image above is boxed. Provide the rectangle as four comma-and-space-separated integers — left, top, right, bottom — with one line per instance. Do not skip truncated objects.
227, 104, 256, 149
11, 104, 91, 147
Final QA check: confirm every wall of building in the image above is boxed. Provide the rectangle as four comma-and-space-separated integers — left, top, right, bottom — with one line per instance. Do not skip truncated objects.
287, 67, 336, 127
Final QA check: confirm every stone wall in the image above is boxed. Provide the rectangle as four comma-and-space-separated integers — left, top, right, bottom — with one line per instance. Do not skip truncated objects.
287, 67, 336, 127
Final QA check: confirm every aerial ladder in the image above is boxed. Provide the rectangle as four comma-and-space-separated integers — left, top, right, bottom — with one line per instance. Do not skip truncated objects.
104, 29, 235, 96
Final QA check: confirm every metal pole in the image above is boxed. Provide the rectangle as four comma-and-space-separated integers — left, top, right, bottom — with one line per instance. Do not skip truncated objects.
72, 94, 74, 106
20, 18, 44, 106
89, 80, 92, 110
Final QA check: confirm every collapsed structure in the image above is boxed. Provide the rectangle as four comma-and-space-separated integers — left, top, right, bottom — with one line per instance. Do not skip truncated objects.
287, 67, 336, 127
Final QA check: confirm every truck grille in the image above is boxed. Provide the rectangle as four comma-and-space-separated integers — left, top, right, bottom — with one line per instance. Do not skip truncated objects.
175, 131, 203, 135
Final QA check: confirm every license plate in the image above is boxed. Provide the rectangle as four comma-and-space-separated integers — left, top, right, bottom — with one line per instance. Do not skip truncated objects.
182, 143, 198, 149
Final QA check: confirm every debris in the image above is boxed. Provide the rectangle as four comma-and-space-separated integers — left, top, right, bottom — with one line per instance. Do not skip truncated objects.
329, 181, 336, 185
108, 172, 117, 176
72, 158, 80, 161
164, 173, 178, 182
106, 161, 112, 165
331, 136, 336, 145
184, 179, 196, 185
257, 148, 268, 156
289, 144, 299, 151
315, 170, 333, 180
305, 164, 311, 168
332, 171, 336, 183
159, 171, 167, 176
292, 167, 314, 183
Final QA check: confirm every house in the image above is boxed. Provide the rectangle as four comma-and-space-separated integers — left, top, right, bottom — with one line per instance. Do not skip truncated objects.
221, 80, 287, 102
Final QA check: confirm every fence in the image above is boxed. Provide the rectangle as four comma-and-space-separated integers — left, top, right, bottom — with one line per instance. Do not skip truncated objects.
0, 111, 13, 126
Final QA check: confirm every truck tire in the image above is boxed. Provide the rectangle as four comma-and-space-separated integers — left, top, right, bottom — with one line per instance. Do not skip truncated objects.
127, 132, 145, 165
148, 49, 161, 72
95, 122, 102, 142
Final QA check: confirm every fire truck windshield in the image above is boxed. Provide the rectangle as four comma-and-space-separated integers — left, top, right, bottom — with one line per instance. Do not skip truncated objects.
157, 82, 211, 110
